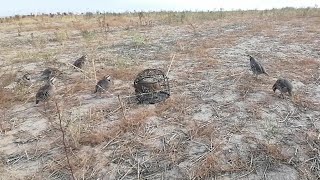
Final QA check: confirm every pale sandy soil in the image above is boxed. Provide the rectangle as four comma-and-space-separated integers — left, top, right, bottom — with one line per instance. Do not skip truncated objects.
0, 10, 320, 180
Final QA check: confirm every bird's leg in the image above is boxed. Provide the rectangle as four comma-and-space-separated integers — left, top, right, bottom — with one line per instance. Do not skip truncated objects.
44, 102, 47, 112
106, 91, 113, 97
95, 91, 102, 98
280, 93, 285, 99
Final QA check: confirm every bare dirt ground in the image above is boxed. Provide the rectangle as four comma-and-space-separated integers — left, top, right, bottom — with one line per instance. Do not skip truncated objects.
0, 9, 320, 180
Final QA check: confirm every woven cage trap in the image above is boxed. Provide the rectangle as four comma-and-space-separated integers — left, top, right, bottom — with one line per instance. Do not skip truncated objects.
133, 69, 170, 104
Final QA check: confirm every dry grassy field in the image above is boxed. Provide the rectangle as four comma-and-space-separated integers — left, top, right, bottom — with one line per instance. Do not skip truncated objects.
0, 8, 320, 180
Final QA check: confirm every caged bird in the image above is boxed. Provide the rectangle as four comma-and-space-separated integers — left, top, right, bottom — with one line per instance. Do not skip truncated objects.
272, 78, 293, 98
35, 77, 56, 106
248, 55, 268, 78
40, 67, 62, 80
134, 78, 161, 94
94, 75, 112, 96
73, 55, 87, 69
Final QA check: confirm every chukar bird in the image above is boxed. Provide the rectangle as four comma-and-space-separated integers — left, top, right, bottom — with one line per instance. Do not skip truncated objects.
272, 78, 293, 98
134, 79, 161, 93
36, 77, 56, 105
41, 67, 61, 80
17, 73, 32, 86
94, 75, 112, 96
73, 55, 87, 69
248, 55, 268, 77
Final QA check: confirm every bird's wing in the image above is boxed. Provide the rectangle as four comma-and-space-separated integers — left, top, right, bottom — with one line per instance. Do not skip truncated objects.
37, 89, 47, 99
260, 64, 267, 74
272, 83, 277, 91
250, 60, 256, 70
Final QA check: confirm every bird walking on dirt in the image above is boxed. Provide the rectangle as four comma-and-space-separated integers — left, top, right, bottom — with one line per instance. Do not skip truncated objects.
40, 67, 61, 80
94, 75, 112, 97
73, 55, 87, 69
248, 55, 268, 78
272, 78, 293, 98
36, 77, 56, 108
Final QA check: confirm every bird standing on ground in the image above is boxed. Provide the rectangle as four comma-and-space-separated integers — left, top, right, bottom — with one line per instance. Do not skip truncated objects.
73, 55, 87, 69
248, 55, 268, 78
41, 67, 61, 80
272, 78, 293, 98
94, 75, 112, 96
17, 73, 32, 86
36, 77, 56, 106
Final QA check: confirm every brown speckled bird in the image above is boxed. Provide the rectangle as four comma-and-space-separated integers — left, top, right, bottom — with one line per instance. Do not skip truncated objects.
73, 55, 87, 69
248, 55, 268, 78
94, 75, 112, 96
134, 79, 161, 94
41, 67, 61, 80
272, 78, 293, 98
36, 77, 56, 106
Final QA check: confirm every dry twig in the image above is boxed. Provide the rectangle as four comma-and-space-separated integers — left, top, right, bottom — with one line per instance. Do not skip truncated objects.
55, 101, 76, 180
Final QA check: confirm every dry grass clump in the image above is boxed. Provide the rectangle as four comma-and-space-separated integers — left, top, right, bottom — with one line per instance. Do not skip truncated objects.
0, 157, 9, 178
106, 66, 144, 81
51, 30, 70, 44
187, 121, 217, 140
47, 107, 157, 178
192, 148, 249, 179
0, 88, 15, 108
50, 105, 110, 149
0, 120, 12, 133
292, 91, 319, 111
192, 152, 221, 178
244, 136, 290, 161
303, 131, 320, 179
79, 108, 155, 146
62, 81, 95, 98
47, 148, 106, 179
295, 58, 319, 67
235, 73, 269, 99
0, 72, 17, 87
246, 103, 264, 121
0, 72, 33, 107
14, 51, 55, 64
263, 144, 290, 162
237, 83, 254, 99
43, 155, 72, 179
79, 131, 106, 146
271, 58, 320, 83
155, 95, 191, 117
295, 58, 320, 81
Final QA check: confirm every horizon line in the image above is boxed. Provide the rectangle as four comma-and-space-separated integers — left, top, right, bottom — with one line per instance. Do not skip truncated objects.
1, 5, 319, 18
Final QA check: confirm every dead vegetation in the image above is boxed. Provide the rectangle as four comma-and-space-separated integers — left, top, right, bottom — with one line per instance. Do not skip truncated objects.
0, 7, 320, 179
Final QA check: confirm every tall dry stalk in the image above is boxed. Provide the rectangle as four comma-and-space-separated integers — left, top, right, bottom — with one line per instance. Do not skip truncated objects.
55, 102, 76, 180
166, 54, 176, 77
91, 56, 97, 83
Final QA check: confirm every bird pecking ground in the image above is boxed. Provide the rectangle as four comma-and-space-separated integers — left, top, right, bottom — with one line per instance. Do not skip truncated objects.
0, 9, 320, 180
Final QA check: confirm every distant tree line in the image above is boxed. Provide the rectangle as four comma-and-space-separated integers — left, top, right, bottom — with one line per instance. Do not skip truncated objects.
0, 11, 136, 23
